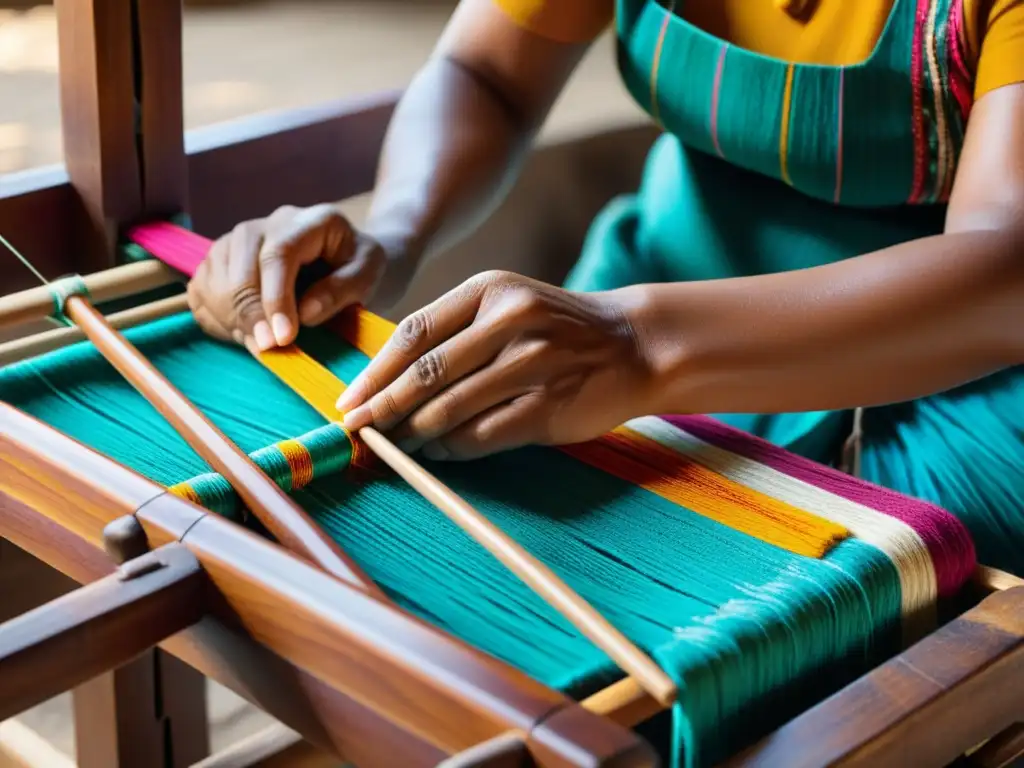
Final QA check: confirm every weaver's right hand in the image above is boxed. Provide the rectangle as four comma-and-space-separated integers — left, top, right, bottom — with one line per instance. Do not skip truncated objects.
188, 203, 388, 351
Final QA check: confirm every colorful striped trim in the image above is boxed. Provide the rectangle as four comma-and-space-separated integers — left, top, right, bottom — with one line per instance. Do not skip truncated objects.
661, 414, 977, 597
562, 426, 849, 559
627, 416, 937, 634
169, 423, 355, 518
909, 0, 930, 203
908, 0, 972, 204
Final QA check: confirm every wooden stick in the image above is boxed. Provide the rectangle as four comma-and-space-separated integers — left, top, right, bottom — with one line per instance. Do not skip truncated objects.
0, 294, 190, 366
356, 426, 678, 707
582, 677, 663, 728
189, 725, 338, 768
974, 566, 1024, 593
0, 260, 179, 331
62, 294, 387, 601
0, 719, 76, 768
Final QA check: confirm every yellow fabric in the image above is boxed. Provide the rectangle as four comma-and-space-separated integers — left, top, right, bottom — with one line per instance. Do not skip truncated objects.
492, 0, 613, 43
493, 0, 1024, 97
969, 0, 1024, 98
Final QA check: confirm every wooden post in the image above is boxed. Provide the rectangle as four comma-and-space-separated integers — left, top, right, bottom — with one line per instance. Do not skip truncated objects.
46, 2, 204, 762
135, 0, 189, 218
74, 651, 210, 768
54, 0, 143, 272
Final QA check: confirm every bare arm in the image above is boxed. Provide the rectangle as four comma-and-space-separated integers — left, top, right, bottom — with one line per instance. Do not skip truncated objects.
187, 0, 596, 348
363, 0, 593, 305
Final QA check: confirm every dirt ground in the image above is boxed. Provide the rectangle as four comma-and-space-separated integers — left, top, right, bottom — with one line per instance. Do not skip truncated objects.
0, 2, 647, 763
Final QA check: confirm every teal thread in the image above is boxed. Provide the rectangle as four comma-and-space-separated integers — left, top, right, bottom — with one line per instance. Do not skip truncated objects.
0, 312, 911, 767
172, 423, 355, 518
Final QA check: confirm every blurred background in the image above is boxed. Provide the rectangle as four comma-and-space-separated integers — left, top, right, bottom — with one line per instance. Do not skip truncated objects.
0, 0, 646, 174
0, 1, 658, 764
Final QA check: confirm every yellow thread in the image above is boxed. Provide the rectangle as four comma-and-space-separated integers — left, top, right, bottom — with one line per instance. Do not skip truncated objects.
329, 306, 396, 359
169, 482, 203, 506
562, 427, 848, 558
278, 438, 315, 490
779, 63, 795, 185
258, 345, 347, 421
253, 342, 364, 465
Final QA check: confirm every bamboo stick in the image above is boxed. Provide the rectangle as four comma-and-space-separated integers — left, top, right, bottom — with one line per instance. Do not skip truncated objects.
0, 261, 179, 331
0, 294, 190, 366
357, 426, 678, 707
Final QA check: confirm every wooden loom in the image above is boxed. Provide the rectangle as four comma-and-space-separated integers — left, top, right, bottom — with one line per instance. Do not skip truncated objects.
1, 2, 1024, 767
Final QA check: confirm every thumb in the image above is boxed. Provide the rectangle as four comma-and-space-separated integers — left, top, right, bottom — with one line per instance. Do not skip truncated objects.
260, 205, 354, 345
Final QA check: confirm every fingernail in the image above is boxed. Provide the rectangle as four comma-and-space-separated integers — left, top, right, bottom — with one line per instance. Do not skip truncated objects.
271, 313, 293, 345
342, 405, 371, 429
244, 336, 259, 356
253, 321, 275, 351
335, 379, 363, 411
300, 297, 324, 325
422, 442, 450, 461
232, 329, 244, 345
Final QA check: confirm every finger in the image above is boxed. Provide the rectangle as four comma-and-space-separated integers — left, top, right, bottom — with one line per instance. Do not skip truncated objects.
422, 393, 546, 462
388, 351, 536, 452
335, 273, 493, 413
224, 223, 273, 350
343, 318, 514, 432
261, 205, 353, 345
187, 280, 235, 343
299, 243, 378, 326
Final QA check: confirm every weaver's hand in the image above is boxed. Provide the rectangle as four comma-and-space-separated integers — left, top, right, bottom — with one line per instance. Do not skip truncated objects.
335, 271, 658, 460
188, 204, 388, 351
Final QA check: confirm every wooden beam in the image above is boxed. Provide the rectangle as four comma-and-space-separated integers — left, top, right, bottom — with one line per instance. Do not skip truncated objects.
185, 93, 396, 237
0, 544, 204, 721
0, 94, 395, 289
730, 587, 1024, 767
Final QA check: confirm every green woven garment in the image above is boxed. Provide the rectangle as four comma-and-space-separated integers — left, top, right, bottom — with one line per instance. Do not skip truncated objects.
0, 315, 901, 767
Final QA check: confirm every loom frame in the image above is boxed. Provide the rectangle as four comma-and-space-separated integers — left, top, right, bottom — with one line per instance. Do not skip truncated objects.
1, 0, 1024, 766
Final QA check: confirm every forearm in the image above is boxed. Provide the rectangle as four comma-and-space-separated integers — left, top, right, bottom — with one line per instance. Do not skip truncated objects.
622, 228, 1024, 415
363, 56, 535, 299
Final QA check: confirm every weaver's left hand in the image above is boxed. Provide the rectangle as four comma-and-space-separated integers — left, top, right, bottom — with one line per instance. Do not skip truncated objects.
335, 271, 656, 460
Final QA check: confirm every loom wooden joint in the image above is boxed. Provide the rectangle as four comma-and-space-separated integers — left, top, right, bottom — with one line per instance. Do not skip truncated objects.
102, 514, 150, 565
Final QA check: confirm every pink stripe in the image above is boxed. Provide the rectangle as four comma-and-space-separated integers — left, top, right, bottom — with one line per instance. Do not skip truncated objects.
710, 44, 727, 158
659, 414, 977, 598
908, 0, 932, 203
834, 70, 845, 204
128, 221, 210, 278
947, 1, 973, 122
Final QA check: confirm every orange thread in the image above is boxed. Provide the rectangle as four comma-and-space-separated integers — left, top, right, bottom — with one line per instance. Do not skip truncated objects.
561, 427, 848, 558
169, 482, 203, 506
278, 438, 315, 490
